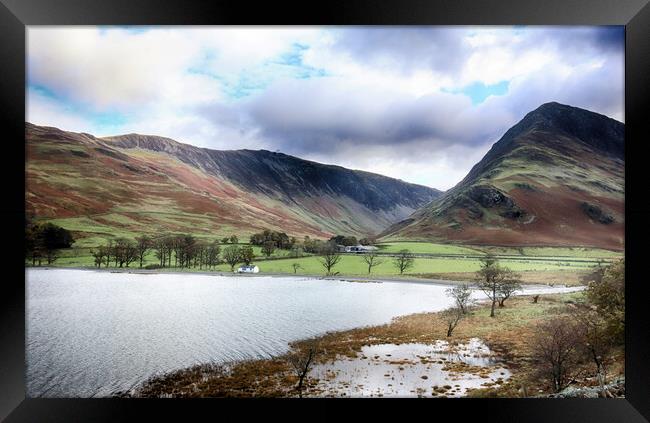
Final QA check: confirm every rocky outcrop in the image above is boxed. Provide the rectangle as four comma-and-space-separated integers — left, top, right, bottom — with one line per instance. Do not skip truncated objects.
581, 202, 615, 224
462, 185, 527, 221
546, 376, 625, 398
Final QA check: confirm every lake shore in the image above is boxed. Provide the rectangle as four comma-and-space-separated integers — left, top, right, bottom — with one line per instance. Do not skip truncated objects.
27, 265, 581, 289
27, 268, 586, 397
123, 290, 616, 399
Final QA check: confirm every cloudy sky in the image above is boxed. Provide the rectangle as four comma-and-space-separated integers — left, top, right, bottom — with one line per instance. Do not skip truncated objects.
27, 26, 624, 190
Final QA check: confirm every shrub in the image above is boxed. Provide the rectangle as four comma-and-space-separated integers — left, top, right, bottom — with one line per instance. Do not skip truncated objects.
530, 317, 581, 393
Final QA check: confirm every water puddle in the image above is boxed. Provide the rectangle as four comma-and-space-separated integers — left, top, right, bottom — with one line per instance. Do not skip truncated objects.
307, 338, 510, 397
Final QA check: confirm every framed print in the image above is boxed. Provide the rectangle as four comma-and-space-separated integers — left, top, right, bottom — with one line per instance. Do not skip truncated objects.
2, 0, 650, 421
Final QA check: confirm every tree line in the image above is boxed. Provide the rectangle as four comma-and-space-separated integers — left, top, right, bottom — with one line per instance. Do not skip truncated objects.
87, 230, 392, 273
25, 222, 74, 265
249, 229, 296, 250
89, 234, 261, 271
249, 229, 301, 259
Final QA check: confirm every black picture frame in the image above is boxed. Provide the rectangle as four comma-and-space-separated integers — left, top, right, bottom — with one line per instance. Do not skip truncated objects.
1, 0, 649, 421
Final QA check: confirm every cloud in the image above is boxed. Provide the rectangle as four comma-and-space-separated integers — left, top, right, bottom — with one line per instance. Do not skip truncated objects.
28, 27, 213, 110
27, 87, 111, 134
329, 27, 470, 75
245, 76, 513, 151
27, 26, 624, 190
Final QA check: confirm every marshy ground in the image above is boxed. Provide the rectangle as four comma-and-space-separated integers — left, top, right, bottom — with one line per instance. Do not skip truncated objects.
124, 290, 624, 398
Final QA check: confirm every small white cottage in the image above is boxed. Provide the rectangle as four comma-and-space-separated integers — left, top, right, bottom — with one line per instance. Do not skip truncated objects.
236, 265, 259, 273
344, 245, 379, 253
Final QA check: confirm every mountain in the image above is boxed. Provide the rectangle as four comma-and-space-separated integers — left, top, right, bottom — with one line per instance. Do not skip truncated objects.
26, 123, 441, 244
380, 102, 624, 250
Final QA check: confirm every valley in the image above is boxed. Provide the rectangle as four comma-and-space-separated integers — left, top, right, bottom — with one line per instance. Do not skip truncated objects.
22, 25, 629, 403
26, 102, 624, 284
22, 96, 630, 403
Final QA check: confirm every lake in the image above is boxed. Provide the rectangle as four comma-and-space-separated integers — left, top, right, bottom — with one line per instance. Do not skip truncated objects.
26, 268, 581, 397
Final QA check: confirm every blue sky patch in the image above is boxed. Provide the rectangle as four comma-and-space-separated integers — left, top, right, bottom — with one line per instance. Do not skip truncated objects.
444, 80, 510, 105
217, 43, 329, 100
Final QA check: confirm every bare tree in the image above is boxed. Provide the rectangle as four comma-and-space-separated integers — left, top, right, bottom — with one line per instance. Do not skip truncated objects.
175, 234, 196, 268
286, 340, 320, 398
113, 239, 126, 267
222, 245, 241, 271
91, 246, 106, 268
497, 276, 522, 307
135, 235, 152, 268
206, 241, 221, 269
531, 317, 581, 393
28, 245, 44, 266
445, 283, 474, 314
261, 241, 276, 258
104, 240, 113, 268
392, 249, 414, 275
317, 244, 341, 276
292, 263, 302, 274
572, 306, 615, 397
153, 236, 171, 268
194, 241, 207, 269
102, 245, 113, 268
26, 224, 44, 266
442, 306, 465, 337
362, 252, 383, 275
163, 237, 175, 267
475, 255, 516, 317
170, 235, 183, 267
114, 238, 138, 268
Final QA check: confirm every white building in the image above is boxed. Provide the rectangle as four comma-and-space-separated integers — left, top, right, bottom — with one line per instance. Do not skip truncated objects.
236, 265, 259, 273
344, 245, 379, 253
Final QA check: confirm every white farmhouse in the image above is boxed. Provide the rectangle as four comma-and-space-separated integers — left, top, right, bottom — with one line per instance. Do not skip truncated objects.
236, 265, 260, 273
344, 245, 379, 253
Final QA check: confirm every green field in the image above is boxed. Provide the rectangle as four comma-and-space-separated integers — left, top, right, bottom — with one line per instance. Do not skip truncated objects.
32, 238, 621, 286
37, 213, 623, 262
376, 241, 622, 259
211, 254, 600, 276
474, 245, 623, 259
376, 242, 481, 255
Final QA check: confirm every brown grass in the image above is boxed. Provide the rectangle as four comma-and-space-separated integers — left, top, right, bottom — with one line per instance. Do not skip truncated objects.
127, 292, 624, 398
415, 270, 590, 286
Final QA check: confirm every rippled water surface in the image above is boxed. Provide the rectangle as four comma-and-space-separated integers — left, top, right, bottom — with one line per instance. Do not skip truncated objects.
26, 268, 580, 397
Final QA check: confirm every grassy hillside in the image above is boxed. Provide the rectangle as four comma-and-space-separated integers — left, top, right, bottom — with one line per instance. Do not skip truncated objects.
381, 102, 624, 251
27, 123, 440, 246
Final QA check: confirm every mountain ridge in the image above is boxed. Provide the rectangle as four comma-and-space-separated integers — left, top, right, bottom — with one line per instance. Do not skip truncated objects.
380, 102, 624, 250
25, 101, 625, 250
26, 123, 441, 242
